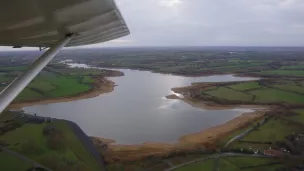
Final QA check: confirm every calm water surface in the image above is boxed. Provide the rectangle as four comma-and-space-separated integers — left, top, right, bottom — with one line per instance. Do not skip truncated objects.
24, 64, 258, 144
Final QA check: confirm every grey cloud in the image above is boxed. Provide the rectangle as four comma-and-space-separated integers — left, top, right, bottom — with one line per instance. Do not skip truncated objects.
101, 0, 304, 47
2, 0, 304, 50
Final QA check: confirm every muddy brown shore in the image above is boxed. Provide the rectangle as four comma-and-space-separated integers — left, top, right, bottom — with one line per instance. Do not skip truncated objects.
92, 110, 266, 162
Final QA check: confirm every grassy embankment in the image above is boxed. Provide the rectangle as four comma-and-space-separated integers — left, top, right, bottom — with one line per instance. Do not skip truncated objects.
0, 111, 102, 171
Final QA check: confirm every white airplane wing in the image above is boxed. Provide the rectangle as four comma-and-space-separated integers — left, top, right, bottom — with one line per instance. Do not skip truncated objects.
0, 0, 130, 114
0, 0, 129, 47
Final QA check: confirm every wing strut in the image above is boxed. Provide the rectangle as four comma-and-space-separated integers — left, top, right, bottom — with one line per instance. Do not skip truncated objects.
0, 35, 73, 114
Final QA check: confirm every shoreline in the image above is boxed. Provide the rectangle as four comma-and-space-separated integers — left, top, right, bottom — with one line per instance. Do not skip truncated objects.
93, 109, 266, 162
166, 94, 266, 110
93, 81, 269, 162
8, 77, 116, 109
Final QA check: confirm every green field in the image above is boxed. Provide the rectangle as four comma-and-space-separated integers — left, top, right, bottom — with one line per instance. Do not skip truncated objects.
227, 118, 303, 151
107, 158, 167, 171
82, 76, 95, 84
28, 80, 57, 92
243, 118, 301, 143
281, 64, 304, 70
287, 109, 304, 124
199, 80, 304, 105
12, 74, 92, 102
219, 159, 240, 171
0, 64, 105, 103
251, 88, 304, 103
43, 76, 91, 98
221, 157, 291, 171
107, 163, 129, 171
15, 88, 45, 102
174, 159, 215, 171
228, 82, 261, 91
202, 81, 304, 104
107, 163, 146, 171
0, 66, 28, 72
204, 87, 253, 101
51, 121, 101, 171
242, 164, 290, 171
151, 157, 285, 171
224, 157, 277, 168
0, 120, 101, 171
259, 70, 304, 77
0, 151, 32, 171
272, 84, 304, 94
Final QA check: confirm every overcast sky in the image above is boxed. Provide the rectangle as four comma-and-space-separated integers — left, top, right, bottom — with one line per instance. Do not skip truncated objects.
2, 0, 304, 50
103, 0, 304, 47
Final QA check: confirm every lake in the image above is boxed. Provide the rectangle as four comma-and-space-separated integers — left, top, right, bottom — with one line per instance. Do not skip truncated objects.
23, 65, 258, 144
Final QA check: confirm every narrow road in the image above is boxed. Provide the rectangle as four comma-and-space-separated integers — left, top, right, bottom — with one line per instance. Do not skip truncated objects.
0, 146, 52, 171
224, 118, 267, 148
224, 128, 253, 148
164, 153, 270, 171
164, 160, 174, 167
